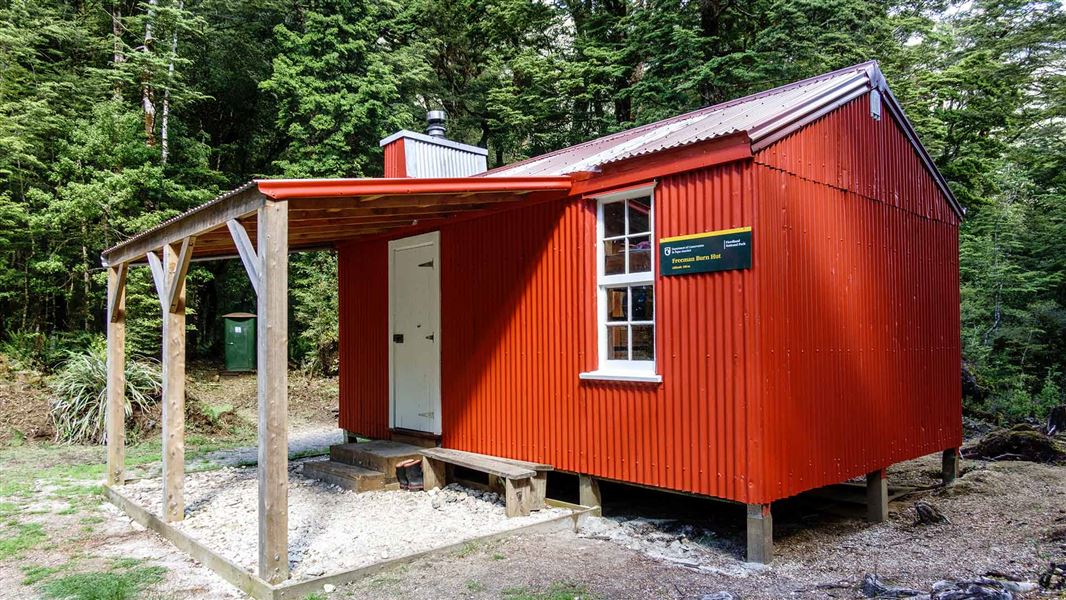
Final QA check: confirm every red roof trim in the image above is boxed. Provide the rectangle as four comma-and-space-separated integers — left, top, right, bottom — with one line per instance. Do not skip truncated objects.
256, 176, 574, 199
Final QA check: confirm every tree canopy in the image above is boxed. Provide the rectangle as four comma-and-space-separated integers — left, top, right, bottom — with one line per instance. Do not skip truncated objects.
0, 0, 1063, 421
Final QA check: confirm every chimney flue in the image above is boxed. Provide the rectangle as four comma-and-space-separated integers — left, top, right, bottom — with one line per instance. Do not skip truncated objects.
426, 110, 446, 137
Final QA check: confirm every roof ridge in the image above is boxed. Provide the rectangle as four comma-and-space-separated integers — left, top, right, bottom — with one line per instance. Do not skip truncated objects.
485, 61, 879, 176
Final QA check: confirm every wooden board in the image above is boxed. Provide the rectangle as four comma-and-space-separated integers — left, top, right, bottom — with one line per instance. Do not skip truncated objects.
104, 486, 274, 600
419, 448, 535, 480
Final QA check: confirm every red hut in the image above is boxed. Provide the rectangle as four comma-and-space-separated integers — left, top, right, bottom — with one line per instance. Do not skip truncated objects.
101, 61, 962, 578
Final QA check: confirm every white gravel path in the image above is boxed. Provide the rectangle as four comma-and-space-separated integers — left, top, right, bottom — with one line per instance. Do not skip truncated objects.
121, 462, 568, 580
200, 425, 344, 468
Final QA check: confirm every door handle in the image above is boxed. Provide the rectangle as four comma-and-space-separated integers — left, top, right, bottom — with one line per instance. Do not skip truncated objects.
393, 334, 404, 343
425, 334, 434, 341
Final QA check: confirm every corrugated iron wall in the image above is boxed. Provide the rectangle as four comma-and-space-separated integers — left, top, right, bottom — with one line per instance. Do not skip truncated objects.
383, 138, 406, 178
404, 137, 487, 178
338, 95, 961, 504
338, 162, 761, 503
439, 165, 757, 501
749, 96, 962, 502
337, 240, 391, 439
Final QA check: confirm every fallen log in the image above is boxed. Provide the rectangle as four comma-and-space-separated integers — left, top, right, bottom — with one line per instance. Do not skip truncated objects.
931, 576, 1035, 599
860, 573, 922, 598
1038, 562, 1065, 590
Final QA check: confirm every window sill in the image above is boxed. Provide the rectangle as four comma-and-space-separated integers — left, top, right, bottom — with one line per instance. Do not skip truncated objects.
579, 370, 662, 384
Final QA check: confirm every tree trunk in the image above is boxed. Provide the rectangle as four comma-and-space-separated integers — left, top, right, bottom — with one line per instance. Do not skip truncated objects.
112, 1, 125, 101
142, 0, 158, 147
160, 0, 182, 165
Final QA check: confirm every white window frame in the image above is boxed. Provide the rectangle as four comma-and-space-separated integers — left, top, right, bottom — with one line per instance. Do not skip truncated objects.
580, 183, 662, 383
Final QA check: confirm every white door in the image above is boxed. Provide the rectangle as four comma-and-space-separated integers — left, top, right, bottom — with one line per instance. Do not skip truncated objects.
388, 232, 441, 434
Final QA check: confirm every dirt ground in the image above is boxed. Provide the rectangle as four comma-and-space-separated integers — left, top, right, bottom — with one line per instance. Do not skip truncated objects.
2, 438, 1065, 599
2, 366, 1065, 599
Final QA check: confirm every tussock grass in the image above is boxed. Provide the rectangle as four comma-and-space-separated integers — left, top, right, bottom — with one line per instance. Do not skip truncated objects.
49, 346, 161, 444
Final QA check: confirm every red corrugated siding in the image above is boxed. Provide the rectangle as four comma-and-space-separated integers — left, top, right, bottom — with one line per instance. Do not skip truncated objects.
383, 138, 406, 178
337, 240, 390, 439
338, 94, 961, 504
339, 163, 760, 503
749, 96, 961, 502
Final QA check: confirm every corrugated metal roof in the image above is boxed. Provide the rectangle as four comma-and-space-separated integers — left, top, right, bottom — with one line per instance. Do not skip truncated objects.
488, 62, 878, 177
489, 62, 879, 178
488, 60, 961, 218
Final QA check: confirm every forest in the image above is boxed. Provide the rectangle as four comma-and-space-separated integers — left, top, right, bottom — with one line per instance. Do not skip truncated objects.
0, 0, 1063, 422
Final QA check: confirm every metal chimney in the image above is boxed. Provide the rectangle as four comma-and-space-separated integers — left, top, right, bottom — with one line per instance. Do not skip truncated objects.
426, 110, 447, 137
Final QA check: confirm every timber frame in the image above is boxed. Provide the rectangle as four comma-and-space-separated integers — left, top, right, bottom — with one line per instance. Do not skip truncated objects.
101, 176, 576, 584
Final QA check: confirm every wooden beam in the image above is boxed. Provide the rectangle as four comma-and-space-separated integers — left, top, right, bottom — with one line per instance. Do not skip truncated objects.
745, 503, 773, 564
103, 188, 266, 266
108, 263, 128, 324
106, 265, 127, 486
257, 200, 289, 584
147, 251, 166, 301
288, 192, 528, 211
161, 241, 187, 522
866, 469, 888, 523
167, 237, 195, 313
578, 475, 601, 517
227, 219, 261, 297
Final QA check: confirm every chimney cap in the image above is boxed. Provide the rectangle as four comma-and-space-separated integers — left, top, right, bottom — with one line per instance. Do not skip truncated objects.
426, 110, 446, 137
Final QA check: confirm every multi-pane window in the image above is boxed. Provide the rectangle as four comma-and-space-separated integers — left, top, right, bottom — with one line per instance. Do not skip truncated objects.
589, 187, 658, 379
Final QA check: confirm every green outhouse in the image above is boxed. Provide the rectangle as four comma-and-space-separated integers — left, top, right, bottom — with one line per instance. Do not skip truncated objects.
222, 312, 256, 372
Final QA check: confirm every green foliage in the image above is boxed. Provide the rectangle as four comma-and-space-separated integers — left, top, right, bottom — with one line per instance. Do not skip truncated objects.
49, 344, 161, 444
0, 0, 1063, 421
291, 252, 339, 374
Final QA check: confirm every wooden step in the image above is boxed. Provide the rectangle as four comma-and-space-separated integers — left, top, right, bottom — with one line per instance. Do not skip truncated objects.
419, 447, 536, 480
301, 460, 394, 492
329, 440, 423, 482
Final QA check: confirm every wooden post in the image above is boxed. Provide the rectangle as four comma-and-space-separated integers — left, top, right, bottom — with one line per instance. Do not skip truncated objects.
161, 241, 188, 522
578, 474, 601, 516
866, 469, 888, 523
422, 457, 446, 490
942, 447, 960, 485
257, 200, 289, 584
106, 264, 128, 486
745, 503, 773, 564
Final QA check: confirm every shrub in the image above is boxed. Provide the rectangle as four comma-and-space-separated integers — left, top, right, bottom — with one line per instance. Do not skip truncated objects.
49, 343, 161, 444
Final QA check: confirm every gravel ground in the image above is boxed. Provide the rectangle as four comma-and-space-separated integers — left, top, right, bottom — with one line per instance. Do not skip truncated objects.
199, 425, 344, 468
118, 463, 569, 579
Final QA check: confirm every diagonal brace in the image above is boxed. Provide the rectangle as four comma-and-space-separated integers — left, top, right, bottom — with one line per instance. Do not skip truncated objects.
227, 219, 261, 297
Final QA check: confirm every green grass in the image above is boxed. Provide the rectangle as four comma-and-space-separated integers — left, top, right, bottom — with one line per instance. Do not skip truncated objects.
455, 541, 481, 558
466, 579, 485, 592
492, 552, 506, 560
22, 564, 64, 585
303, 594, 326, 600
40, 565, 165, 600
502, 583, 600, 600
0, 522, 47, 559
0, 501, 20, 518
